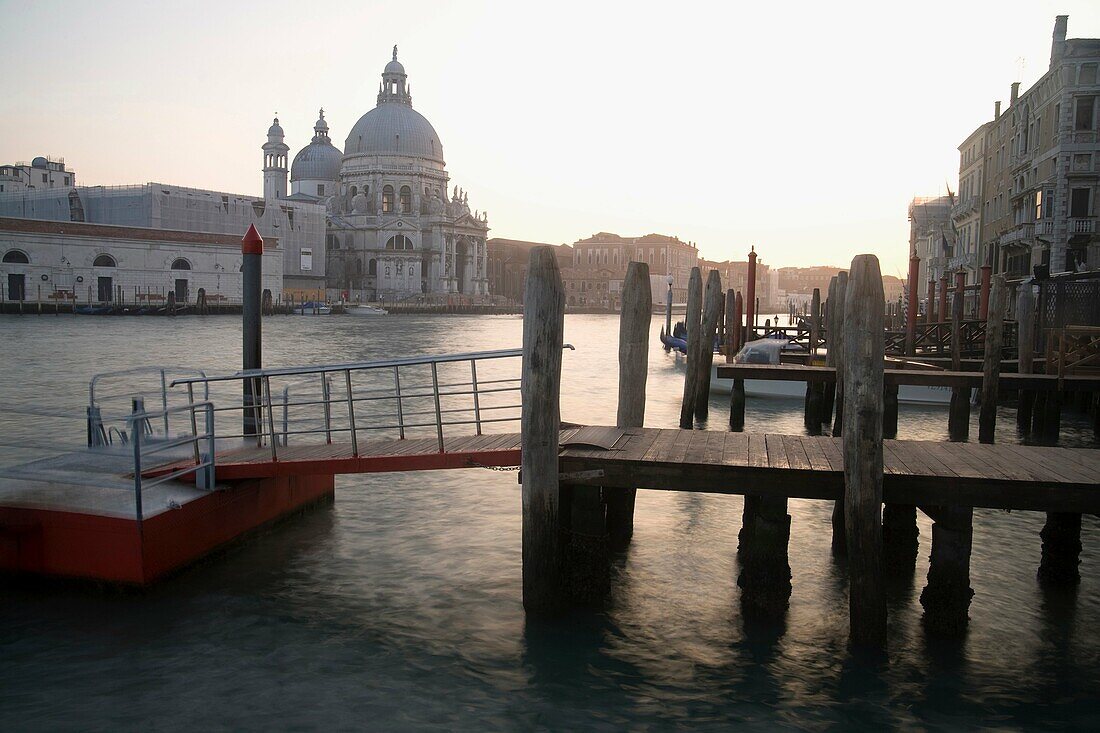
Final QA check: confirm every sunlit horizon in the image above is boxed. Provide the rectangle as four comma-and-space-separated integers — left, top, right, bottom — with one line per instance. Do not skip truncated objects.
2, 0, 1098, 276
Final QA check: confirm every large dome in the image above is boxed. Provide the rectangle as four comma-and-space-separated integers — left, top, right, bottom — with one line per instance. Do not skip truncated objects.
344, 104, 444, 163
291, 141, 342, 182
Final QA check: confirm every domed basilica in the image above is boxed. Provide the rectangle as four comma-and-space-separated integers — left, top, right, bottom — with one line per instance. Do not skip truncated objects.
263, 47, 489, 300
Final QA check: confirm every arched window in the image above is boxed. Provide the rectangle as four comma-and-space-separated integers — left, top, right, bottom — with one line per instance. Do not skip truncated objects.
350, 185, 357, 197
386, 235, 413, 251
2, 250, 29, 264
355, 259, 363, 275
368, 258, 377, 276
93, 254, 117, 267
171, 258, 191, 270
400, 185, 412, 213
382, 185, 394, 213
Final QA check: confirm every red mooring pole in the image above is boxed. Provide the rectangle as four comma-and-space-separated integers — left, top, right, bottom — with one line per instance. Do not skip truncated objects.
242, 224, 263, 436
905, 253, 920, 355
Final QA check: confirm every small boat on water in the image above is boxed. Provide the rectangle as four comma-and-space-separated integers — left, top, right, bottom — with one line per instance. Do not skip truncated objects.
293, 301, 332, 315
706, 339, 955, 405
345, 304, 388, 316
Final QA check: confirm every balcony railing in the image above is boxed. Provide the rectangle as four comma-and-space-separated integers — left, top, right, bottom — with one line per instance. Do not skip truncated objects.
1069, 131, 1098, 145
1071, 218, 1096, 235
1000, 223, 1034, 245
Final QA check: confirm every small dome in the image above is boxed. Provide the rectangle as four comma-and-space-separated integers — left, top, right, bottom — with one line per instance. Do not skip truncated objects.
384, 59, 406, 76
267, 117, 284, 137
291, 139, 342, 182
31, 156, 48, 168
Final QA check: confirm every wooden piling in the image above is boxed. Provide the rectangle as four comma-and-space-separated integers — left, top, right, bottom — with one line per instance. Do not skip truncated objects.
948, 271, 970, 441
919, 505, 974, 636
729, 291, 745, 431
607, 261, 651, 550
804, 288, 823, 434
829, 271, 848, 554
841, 254, 886, 648
823, 276, 838, 423
905, 253, 920, 355
694, 270, 723, 421
520, 246, 566, 615
978, 275, 1006, 444
724, 288, 736, 363
736, 493, 792, 619
1038, 512, 1082, 585
679, 268, 703, 429
1016, 283, 1036, 429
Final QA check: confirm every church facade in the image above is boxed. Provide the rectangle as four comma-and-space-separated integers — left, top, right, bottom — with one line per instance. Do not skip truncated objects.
266, 48, 490, 301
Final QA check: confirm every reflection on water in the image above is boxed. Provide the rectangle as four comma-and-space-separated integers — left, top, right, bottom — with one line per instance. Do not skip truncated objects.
0, 313, 1097, 729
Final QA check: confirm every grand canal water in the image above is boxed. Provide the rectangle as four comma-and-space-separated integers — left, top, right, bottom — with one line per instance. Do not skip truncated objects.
1, 313, 1097, 730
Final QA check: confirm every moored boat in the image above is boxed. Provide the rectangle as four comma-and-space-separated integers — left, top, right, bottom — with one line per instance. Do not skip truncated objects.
293, 301, 332, 315
345, 304, 388, 316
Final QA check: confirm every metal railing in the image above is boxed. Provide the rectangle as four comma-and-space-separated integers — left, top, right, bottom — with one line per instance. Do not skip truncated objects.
169, 346, 574, 463
129, 397, 216, 524
88, 366, 209, 446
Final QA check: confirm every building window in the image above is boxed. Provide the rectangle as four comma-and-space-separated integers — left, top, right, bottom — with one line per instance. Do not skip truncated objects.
42, 173, 48, 183
350, 185, 357, 197
386, 234, 413, 251
64, 176, 70, 186
382, 185, 394, 213
317, 184, 325, 196
368, 258, 377, 276
171, 258, 191, 270
1070, 188, 1091, 218
400, 185, 411, 213
3, 250, 30, 264
93, 254, 117, 267
1075, 97, 1096, 131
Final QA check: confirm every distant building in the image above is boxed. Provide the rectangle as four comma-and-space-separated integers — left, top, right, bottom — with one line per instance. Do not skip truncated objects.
0, 156, 75, 194
950, 121, 992, 285
0, 216, 283, 305
961, 15, 1100, 278
0, 182, 325, 295
570, 232, 698, 304
908, 196, 954, 287
699, 256, 772, 311
486, 238, 569, 303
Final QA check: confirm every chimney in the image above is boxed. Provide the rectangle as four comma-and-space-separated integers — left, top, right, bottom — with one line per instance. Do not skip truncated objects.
1010, 82, 1020, 106
995, 100, 1001, 119
1050, 15, 1068, 67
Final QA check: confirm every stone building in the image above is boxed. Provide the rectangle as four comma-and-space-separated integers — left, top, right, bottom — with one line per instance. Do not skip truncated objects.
271, 48, 490, 301
0, 216, 282, 304
0, 156, 75, 194
569, 232, 698, 303
700, 257, 772, 311
950, 121, 992, 284
969, 16, 1100, 277
486, 238, 570, 303
0, 182, 325, 295
908, 196, 954, 286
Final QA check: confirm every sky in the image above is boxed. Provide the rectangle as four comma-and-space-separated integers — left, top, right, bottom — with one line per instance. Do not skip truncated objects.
2, 0, 1099, 277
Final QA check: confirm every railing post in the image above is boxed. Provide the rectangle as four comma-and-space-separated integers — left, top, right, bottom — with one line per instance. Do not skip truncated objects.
131, 398, 145, 530
281, 386, 290, 446
187, 383, 200, 465
160, 369, 170, 436
431, 362, 444, 452
321, 374, 332, 444
263, 376, 277, 462
345, 370, 358, 457
470, 360, 482, 436
86, 405, 106, 447
394, 366, 406, 440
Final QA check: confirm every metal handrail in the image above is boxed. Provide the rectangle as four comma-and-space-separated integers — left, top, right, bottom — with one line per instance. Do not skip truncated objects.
130, 398, 216, 525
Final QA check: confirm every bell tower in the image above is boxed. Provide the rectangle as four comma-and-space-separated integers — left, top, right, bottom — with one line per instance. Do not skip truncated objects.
262, 115, 289, 200
377, 46, 412, 106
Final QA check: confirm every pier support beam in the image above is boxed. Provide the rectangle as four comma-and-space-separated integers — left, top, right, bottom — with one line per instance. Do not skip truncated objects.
737, 495, 792, 618
521, 246, 566, 615
1039, 512, 1082, 586
919, 505, 974, 636
606, 262, 651, 551
842, 254, 886, 649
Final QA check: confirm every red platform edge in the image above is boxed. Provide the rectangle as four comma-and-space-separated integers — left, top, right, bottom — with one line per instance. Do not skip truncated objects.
0, 474, 334, 584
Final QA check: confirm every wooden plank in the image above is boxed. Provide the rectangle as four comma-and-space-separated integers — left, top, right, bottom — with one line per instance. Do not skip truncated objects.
800, 435, 834, 472
683, 430, 713, 466
782, 434, 812, 471
765, 434, 790, 470
703, 430, 726, 465
747, 433, 769, 468
665, 429, 696, 465
641, 429, 678, 463
721, 431, 750, 467
938, 441, 1014, 482
819, 436, 845, 472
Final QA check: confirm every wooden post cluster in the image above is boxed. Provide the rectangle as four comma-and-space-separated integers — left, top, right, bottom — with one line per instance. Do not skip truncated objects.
520, 246, 567, 615
841, 254, 886, 648
978, 275, 1006, 444
693, 270, 724, 421
679, 268, 703, 429
606, 261, 651, 550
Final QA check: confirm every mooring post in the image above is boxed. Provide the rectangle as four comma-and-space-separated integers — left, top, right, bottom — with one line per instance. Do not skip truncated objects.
830, 271, 848, 442
948, 270, 969, 441
978, 264, 992, 321
665, 274, 673, 336
978, 275, 1006, 444
694, 270, 723, 421
724, 288, 736, 363
919, 504, 974, 636
804, 287, 823, 433
744, 247, 757, 344
926, 279, 936, 324
679, 267, 703, 429
521, 246, 566, 615
607, 261, 651, 551
1016, 282, 1036, 429
729, 291, 746, 431
823, 276, 839, 423
1039, 512, 1082, 586
841, 254, 886, 648
242, 224, 263, 437
905, 253, 920, 356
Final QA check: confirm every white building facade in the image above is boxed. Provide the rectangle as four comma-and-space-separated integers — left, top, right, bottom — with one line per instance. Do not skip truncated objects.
0, 156, 75, 194
270, 48, 490, 301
